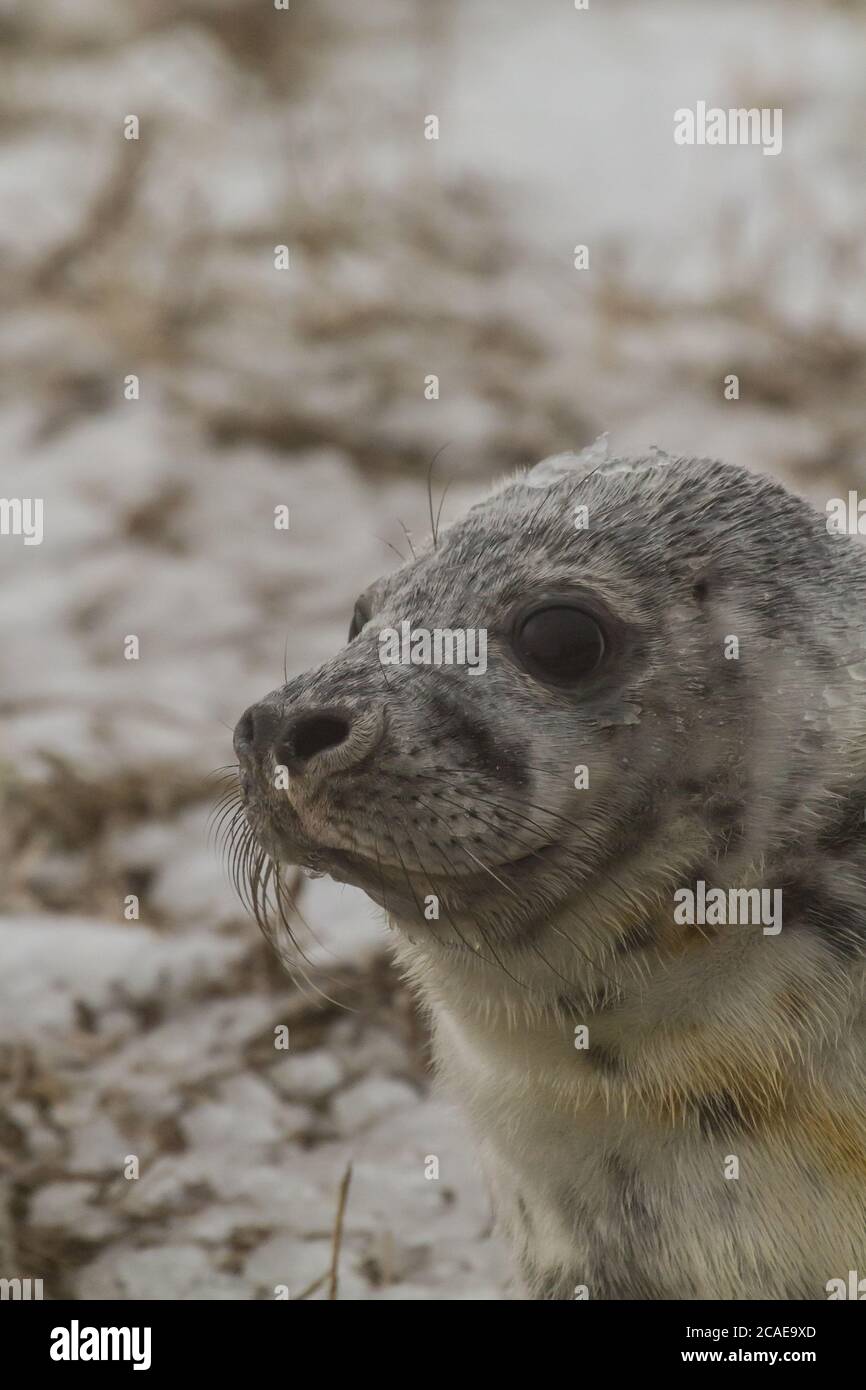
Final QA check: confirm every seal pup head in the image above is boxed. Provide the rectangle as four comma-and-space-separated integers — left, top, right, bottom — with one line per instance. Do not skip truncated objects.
231, 447, 866, 1006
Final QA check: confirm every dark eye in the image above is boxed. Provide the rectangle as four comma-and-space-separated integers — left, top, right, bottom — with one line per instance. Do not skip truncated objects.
348, 599, 369, 642
514, 606, 605, 684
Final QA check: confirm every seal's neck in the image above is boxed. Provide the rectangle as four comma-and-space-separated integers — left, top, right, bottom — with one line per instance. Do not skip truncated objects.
393, 848, 853, 1133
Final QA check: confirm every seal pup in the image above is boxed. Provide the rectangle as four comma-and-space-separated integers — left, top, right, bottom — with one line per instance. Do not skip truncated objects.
231, 445, 866, 1300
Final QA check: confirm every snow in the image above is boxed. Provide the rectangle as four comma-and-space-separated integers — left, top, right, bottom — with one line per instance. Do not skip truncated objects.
2, 0, 864, 1301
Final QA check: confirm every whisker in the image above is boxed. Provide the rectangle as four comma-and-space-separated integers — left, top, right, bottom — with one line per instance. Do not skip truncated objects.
211, 780, 355, 1009
398, 520, 417, 562
377, 536, 406, 565
426, 442, 452, 549
411, 797, 540, 992
433, 477, 452, 543
396, 815, 515, 981
410, 785, 643, 991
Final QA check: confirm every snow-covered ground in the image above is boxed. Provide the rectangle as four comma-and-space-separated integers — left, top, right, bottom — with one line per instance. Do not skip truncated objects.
1, 0, 865, 1298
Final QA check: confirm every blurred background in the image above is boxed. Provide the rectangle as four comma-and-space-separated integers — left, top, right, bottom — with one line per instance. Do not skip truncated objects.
1, 0, 865, 1300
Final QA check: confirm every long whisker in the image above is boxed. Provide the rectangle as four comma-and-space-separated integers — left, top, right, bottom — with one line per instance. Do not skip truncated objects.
412, 743, 659, 932
398, 520, 417, 562
410, 785, 649, 991
377, 536, 406, 565
434, 478, 452, 542
270, 862, 356, 1010
426, 442, 451, 549
212, 776, 355, 1008
411, 796, 546, 993
396, 815, 527, 988
415, 757, 650, 924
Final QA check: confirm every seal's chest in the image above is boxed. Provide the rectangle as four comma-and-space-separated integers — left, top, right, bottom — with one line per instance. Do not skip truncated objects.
432, 1007, 771, 1299
475, 1093, 665, 1299
433, 1010, 657, 1294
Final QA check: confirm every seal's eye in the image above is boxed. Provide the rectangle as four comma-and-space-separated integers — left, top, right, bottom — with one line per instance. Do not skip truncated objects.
515, 606, 605, 684
348, 599, 369, 642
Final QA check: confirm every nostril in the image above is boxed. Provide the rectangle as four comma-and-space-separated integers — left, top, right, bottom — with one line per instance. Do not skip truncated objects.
282, 711, 351, 764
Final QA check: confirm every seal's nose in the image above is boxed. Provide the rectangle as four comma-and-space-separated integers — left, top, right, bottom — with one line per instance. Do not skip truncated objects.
233, 703, 281, 760
233, 702, 353, 771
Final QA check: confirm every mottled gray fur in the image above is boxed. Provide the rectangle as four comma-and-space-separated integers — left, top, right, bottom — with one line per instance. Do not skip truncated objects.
234, 445, 866, 1300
